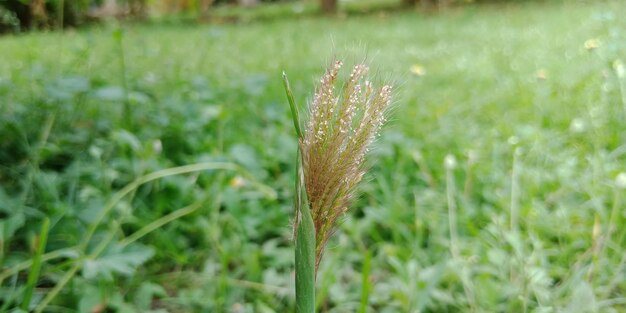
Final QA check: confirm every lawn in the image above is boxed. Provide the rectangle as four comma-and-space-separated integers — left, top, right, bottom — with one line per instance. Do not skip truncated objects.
2, 1, 626, 312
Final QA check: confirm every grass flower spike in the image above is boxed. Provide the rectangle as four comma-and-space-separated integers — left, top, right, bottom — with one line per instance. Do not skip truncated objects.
285, 60, 393, 313
299, 60, 393, 269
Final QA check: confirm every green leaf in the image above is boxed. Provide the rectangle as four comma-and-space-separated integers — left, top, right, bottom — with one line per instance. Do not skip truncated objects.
0, 213, 25, 242
111, 130, 142, 152
565, 281, 596, 313
135, 282, 167, 310
94, 86, 125, 101
78, 285, 101, 313
295, 152, 315, 313
83, 244, 154, 280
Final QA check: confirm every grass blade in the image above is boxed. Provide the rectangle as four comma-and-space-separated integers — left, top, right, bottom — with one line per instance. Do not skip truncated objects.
79, 162, 240, 253
283, 71, 303, 139
0, 248, 74, 283
119, 201, 204, 247
295, 152, 315, 313
21, 218, 49, 311
359, 248, 372, 313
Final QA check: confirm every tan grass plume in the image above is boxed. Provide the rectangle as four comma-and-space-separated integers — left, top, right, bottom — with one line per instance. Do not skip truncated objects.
298, 60, 393, 269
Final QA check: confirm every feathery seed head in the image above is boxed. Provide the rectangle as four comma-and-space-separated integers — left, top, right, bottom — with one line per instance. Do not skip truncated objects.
299, 61, 393, 269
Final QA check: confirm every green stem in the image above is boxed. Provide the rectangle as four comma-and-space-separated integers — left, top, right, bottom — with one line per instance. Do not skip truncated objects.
113, 27, 131, 129
295, 186, 315, 313
285, 70, 315, 312
119, 201, 203, 247
0, 248, 75, 283
359, 248, 372, 313
34, 264, 79, 313
21, 218, 49, 311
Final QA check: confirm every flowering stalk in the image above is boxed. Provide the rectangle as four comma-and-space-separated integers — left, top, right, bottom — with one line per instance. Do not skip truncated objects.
284, 72, 316, 313
284, 61, 393, 313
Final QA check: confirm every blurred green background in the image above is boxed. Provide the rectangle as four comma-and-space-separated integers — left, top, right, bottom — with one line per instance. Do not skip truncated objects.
2, 0, 626, 312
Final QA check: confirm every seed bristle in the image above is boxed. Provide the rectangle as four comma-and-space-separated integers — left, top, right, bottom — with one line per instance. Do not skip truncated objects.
300, 60, 393, 268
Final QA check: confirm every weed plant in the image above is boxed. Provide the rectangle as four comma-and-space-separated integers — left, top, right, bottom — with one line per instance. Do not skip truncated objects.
1, 0, 626, 311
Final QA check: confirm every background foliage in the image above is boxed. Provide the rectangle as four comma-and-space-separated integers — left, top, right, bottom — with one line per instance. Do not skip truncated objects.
0, 0, 571, 32
1, 0, 626, 312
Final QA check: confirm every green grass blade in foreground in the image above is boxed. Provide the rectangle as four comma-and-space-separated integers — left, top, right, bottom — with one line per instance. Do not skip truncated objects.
287, 68, 314, 311
295, 160, 315, 313
21, 218, 49, 311
283, 72, 303, 139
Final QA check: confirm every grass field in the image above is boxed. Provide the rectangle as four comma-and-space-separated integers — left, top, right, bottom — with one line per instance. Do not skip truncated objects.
2, 1, 626, 312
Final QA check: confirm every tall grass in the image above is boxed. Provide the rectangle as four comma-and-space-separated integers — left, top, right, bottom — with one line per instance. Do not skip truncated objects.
1, 0, 626, 310
285, 61, 393, 312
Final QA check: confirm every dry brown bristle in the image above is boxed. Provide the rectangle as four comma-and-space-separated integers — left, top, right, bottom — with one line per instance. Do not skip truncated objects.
300, 60, 393, 269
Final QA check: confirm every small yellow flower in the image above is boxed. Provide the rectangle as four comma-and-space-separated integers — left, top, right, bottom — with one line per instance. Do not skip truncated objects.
410, 64, 426, 77
592, 215, 601, 241
536, 69, 548, 80
230, 176, 246, 188
613, 59, 625, 78
584, 38, 601, 51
